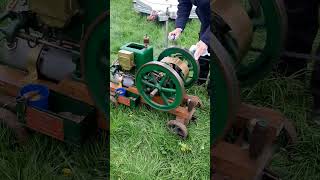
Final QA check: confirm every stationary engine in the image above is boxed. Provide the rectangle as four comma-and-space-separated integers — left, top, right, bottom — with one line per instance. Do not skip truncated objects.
0, 0, 108, 110
0, 0, 84, 81
0, 0, 108, 144
111, 41, 200, 111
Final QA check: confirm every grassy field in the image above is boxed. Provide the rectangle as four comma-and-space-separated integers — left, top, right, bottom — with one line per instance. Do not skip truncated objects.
110, 0, 210, 179
0, 0, 319, 179
109, 1, 319, 179
109, 1, 320, 180
0, 128, 107, 180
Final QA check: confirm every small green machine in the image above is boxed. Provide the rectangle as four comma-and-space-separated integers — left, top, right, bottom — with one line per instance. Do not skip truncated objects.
111, 41, 200, 111
0, 0, 108, 144
110, 39, 202, 138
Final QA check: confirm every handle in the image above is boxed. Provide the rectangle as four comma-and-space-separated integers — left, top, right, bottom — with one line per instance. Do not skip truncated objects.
150, 88, 158, 97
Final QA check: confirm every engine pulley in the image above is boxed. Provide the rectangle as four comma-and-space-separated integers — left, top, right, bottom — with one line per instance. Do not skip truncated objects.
160, 57, 189, 79
158, 47, 199, 88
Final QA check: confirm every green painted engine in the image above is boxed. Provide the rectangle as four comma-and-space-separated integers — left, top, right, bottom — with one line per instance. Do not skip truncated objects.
211, 0, 287, 143
110, 42, 200, 111
0, 0, 108, 114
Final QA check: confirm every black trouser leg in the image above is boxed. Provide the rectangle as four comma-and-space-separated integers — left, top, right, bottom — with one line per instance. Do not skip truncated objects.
279, 0, 319, 76
197, 32, 210, 85
198, 57, 210, 83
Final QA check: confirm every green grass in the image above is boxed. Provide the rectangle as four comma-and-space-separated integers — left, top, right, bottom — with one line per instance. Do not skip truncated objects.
0, 126, 108, 180
110, 0, 210, 179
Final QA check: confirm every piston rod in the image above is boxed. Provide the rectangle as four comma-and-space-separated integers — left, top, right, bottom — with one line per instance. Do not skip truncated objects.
16, 32, 80, 55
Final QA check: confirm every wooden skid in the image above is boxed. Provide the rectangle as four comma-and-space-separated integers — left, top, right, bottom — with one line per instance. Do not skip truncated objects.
212, 103, 295, 180
26, 107, 65, 141
0, 64, 107, 130
110, 82, 201, 126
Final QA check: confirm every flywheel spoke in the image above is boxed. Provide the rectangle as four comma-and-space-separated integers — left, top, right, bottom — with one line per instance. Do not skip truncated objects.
160, 92, 169, 105
142, 80, 156, 88
150, 72, 158, 84
159, 76, 169, 86
161, 87, 176, 93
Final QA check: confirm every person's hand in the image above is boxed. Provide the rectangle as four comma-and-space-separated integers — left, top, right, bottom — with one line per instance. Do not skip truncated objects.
194, 40, 208, 60
168, 28, 183, 40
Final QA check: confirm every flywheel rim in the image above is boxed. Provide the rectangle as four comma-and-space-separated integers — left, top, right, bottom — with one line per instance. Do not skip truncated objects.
136, 61, 185, 111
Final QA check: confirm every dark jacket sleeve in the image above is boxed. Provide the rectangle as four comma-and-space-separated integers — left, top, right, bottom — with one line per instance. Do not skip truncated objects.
175, 0, 193, 30
200, 26, 211, 47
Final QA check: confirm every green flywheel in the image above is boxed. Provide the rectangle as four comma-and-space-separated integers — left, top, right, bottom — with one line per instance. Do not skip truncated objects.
136, 61, 185, 111
158, 47, 200, 89
236, 0, 287, 86
81, 6, 109, 115
211, 34, 240, 144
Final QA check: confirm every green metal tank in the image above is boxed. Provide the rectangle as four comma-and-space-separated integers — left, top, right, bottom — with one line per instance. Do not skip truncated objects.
120, 42, 154, 70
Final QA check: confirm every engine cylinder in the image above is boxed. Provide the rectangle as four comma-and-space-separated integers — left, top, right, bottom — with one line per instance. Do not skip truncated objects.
0, 38, 76, 81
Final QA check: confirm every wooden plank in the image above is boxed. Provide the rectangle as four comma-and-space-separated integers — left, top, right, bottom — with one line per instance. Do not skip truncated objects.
213, 142, 274, 180
237, 103, 284, 139
110, 82, 195, 121
26, 108, 64, 141
0, 65, 107, 130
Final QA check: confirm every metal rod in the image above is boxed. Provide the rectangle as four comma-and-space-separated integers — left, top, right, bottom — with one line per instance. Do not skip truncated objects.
165, 18, 169, 48
150, 88, 158, 97
164, 7, 169, 48
16, 32, 80, 55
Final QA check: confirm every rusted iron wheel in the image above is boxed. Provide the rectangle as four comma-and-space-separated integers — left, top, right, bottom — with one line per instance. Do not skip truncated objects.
167, 120, 188, 139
